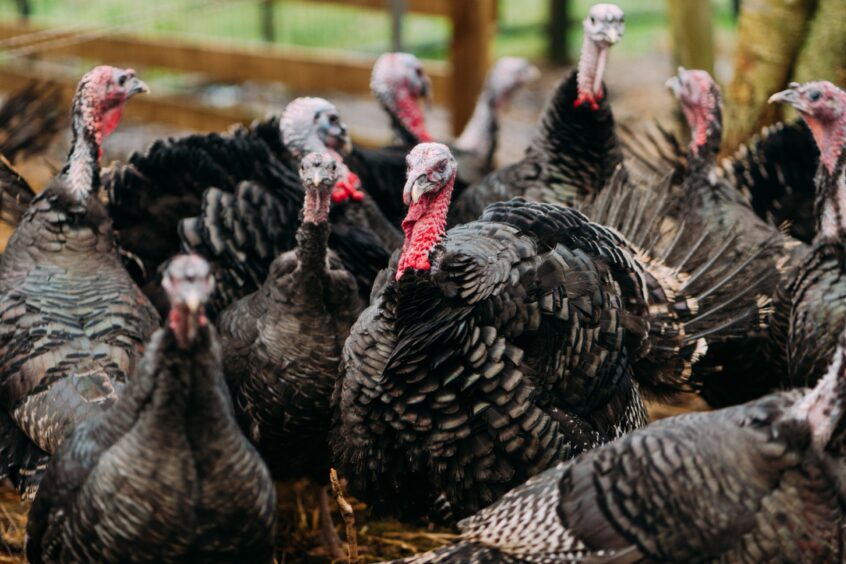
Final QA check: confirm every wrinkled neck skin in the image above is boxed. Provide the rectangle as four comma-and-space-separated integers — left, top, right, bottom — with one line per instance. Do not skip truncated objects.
685, 104, 722, 172
809, 119, 846, 241
61, 96, 112, 202
453, 91, 498, 169
386, 88, 432, 146
575, 35, 607, 110
397, 178, 454, 280
297, 196, 331, 274
168, 305, 208, 353
303, 187, 331, 225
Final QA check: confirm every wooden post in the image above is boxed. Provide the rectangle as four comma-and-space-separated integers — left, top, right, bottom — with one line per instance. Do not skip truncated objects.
723, 0, 815, 154
449, 0, 493, 137
390, 0, 406, 52
666, 0, 714, 74
548, 0, 570, 66
261, 0, 275, 43
792, 0, 846, 87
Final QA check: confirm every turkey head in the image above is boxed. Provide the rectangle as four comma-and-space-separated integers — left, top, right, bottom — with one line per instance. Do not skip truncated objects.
299, 151, 339, 223
666, 67, 722, 158
163, 254, 214, 350
770, 81, 846, 175
397, 142, 457, 279
575, 3, 624, 110
370, 52, 433, 144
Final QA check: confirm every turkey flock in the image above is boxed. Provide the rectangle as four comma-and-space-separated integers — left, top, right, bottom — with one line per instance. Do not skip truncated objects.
0, 3, 841, 563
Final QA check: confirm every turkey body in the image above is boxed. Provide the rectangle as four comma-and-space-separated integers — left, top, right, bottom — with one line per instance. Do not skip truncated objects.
0, 182, 158, 494
399, 388, 844, 563
218, 220, 362, 479
25, 316, 277, 563
336, 197, 668, 520
450, 72, 622, 225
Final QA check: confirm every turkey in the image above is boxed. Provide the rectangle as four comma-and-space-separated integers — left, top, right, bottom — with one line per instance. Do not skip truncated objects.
0, 66, 160, 498
217, 152, 362, 556
397, 327, 846, 563
661, 67, 803, 406
334, 143, 776, 521
767, 81, 846, 389
103, 96, 394, 314
348, 53, 539, 227
25, 255, 277, 564
0, 80, 64, 164
722, 120, 819, 243
450, 3, 624, 225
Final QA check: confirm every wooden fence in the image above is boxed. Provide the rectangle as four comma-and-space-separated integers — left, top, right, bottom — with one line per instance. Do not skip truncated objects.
0, 0, 496, 141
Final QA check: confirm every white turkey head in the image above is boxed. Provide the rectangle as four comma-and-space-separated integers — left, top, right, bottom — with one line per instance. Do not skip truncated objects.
299, 152, 339, 224
397, 143, 457, 280
162, 254, 214, 350
486, 57, 541, 109
280, 97, 352, 159
666, 67, 722, 158
370, 52, 433, 144
575, 3, 624, 110
770, 81, 846, 174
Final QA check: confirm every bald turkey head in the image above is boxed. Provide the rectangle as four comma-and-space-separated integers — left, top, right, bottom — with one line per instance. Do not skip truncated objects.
280, 97, 352, 159
163, 255, 214, 350
666, 67, 722, 158
371, 52, 433, 145
299, 152, 339, 224
397, 143, 457, 280
486, 57, 541, 109
770, 81, 846, 175
575, 3, 624, 110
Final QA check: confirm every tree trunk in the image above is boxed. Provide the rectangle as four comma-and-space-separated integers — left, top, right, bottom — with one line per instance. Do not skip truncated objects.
792, 0, 846, 86
666, 0, 715, 74
722, 0, 816, 154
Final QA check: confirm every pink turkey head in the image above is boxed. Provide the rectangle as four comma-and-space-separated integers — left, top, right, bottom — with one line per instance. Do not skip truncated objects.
162, 254, 214, 350
575, 3, 624, 110
74, 66, 149, 147
770, 81, 846, 174
666, 67, 722, 158
299, 151, 339, 224
397, 143, 457, 280
371, 52, 433, 144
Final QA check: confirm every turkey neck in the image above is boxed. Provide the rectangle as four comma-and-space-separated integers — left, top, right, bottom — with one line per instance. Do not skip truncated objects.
387, 88, 432, 146
397, 177, 454, 279
576, 34, 607, 104
787, 343, 846, 453
453, 91, 498, 170
813, 149, 846, 242
60, 90, 107, 202
295, 219, 331, 281
684, 102, 723, 179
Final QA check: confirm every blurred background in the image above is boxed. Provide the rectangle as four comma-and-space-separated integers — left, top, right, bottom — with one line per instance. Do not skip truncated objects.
0, 0, 842, 184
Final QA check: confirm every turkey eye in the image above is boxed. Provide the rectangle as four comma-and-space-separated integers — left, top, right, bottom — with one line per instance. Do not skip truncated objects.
329, 114, 339, 124
809, 90, 822, 102
118, 75, 127, 87
590, 16, 596, 23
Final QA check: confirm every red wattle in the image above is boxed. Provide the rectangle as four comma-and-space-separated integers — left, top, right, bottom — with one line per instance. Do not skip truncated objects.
396, 89, 433, 142
574, 92, 600, 111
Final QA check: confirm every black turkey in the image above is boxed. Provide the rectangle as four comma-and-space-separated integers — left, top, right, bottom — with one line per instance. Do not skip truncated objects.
722, 120, 819, 243
103, 96, 395, 314
397, 327, 846, 563
767, 81, 846, 389
661, 67, 803, 406
450, 3, 624, 225
348, 53, 539, 227
217, 152, 362, 556
334, 143, 776, 521
25, 255, 277, 564
0, 66, 159, 498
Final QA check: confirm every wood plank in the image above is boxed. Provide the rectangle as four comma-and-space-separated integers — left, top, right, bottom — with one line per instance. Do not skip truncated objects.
0, 23, 452, 104
303, 0, 451, 16
449, 0, 494, 136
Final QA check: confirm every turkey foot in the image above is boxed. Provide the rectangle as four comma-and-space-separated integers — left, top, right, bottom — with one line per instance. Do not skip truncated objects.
330, 468, 359, 563
317, 480, 347, 560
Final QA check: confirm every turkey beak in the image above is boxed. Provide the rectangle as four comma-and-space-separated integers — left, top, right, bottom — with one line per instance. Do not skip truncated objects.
184, 292, 201, 314
312, 171, 323, 187
403, 173, 429, 206
603, 26, 620, 45
126, 76, 150, 98
769, 87, 800, 109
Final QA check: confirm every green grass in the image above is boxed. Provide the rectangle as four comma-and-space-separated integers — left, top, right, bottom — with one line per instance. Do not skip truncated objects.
0, 0, 737, 62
